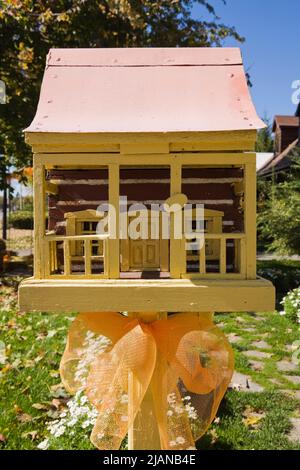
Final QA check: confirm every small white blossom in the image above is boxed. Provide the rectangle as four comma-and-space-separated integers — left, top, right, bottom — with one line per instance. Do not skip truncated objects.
176, 436, 186, 445
37, 438, 49, 450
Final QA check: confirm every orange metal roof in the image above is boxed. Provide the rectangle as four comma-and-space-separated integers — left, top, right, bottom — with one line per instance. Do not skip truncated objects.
26, 47, 264, 134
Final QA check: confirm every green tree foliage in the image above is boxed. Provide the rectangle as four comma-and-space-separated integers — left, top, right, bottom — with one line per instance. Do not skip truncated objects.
255, 117, 274, 152
258, 149, 300, 255
0, 0, 243, 175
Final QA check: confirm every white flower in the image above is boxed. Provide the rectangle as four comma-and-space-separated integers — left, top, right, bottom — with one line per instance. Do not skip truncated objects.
176, 436, 186, 445
169, 440, 176, 447
37, 438, 49, 450
167, 393, 176, 404
120, 394, 128, 404
167, 410, 173, 417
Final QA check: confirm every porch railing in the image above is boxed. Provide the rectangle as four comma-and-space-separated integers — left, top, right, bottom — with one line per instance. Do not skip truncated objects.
184, 232, 246, 279
43, 234, 109, 278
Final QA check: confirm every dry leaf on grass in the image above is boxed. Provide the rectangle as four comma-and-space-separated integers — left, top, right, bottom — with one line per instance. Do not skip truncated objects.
22, 430, 38, 441
242, 406, 265, 429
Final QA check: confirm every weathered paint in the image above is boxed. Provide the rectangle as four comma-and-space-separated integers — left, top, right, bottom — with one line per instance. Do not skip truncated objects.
25, 48, 264, 135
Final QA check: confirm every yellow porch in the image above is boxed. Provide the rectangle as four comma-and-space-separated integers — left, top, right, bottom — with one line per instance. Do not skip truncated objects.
18, 277, 274, 313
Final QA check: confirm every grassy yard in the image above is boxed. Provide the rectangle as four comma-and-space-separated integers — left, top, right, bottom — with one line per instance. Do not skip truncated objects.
0, 271, 300, 450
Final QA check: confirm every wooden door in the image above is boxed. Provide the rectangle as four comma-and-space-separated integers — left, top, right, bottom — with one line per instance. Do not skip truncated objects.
129, 239, 160, 270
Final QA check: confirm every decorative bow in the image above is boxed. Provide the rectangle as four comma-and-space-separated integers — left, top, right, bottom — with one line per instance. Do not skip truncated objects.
60, 312, 234, 450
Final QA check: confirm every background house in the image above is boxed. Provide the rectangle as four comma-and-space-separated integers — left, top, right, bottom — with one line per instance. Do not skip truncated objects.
258, 104, 300, 179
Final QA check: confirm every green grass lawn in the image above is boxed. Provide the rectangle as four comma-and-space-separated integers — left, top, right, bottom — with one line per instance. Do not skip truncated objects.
0, 271, 300, 450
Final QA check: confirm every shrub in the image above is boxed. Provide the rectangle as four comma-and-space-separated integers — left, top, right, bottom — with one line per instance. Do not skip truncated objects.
257, 259, 300, 307
9, 210, 33, 230
280, 287, 300, 323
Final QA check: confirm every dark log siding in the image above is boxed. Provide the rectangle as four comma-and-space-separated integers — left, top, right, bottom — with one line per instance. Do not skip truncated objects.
47, 167, 244, 234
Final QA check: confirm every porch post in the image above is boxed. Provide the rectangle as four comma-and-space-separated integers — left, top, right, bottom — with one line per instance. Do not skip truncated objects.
108, 163, 120, 278
244, 155, 257, 279
170, 160, 185, 278
33, 155, 46, 278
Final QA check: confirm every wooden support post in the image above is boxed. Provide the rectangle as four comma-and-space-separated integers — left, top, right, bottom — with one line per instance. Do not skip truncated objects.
199, 240, 206, 274
63, 240, 71, 276
108, 164, 120, 278
84, 239, 92, 275
33, 156, 46, 278
244, 158, 257, 279
220, 237, 226, 274
128, 312, 167, 450
170, 161, 185, 278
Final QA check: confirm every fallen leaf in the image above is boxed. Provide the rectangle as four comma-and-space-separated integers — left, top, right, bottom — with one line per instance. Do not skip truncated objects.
0, 364, 12, 374
51, 398, 63, 410
22, 430, 38, 441
13, 404, 23, 414
32, 403, 49, 411
0, 434, 6, 443
17, 413, 33, 423
242, 406, 265, 429
50, 383, 70, 399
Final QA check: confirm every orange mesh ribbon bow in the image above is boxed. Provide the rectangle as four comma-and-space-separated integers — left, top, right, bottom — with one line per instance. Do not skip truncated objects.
60, 312, 234, 450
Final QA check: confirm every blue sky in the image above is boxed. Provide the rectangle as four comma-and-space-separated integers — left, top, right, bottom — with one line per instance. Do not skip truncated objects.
192, 0, 300, 124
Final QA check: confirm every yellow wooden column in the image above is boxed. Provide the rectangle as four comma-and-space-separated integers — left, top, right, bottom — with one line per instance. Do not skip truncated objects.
108, 163, 120, 278
33, 155, 46, 279
244, 156, 257, 279
170, 160, 185, 278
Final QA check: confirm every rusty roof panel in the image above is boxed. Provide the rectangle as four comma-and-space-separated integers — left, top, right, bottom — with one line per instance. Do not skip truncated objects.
26, 47, 264, 134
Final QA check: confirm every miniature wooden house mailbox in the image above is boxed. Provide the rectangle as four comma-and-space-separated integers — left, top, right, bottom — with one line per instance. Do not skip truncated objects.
19, 48, 275, 450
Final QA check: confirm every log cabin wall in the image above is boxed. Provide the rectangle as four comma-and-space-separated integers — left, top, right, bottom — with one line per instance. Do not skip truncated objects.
47, 166, 244, 235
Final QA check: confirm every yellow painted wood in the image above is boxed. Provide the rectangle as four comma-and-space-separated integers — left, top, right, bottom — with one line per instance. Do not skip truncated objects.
84, 239, 92, 276
220, 237, 226, 275
164, 192, 187, 208
108, 163, 120, 278
240, 237, 246, 276
244, 159, 257, 279
36, 152, 256, 168
63, 240, 71, 276
159, 238, 169, 272
104, 236, 109, 277
46, 234, 108, 241
26, 130, 257, 148
43, 238, 51, 277
204, 233, 245, 240
170, 161, 185, 278
33, 157, 46, 279
120, 143, 169, 154
199, 241, 206, 274
183, 273, 245, 280
45, 181, 58, 195
18, 277, 276, 313
120, 239, 130, 271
